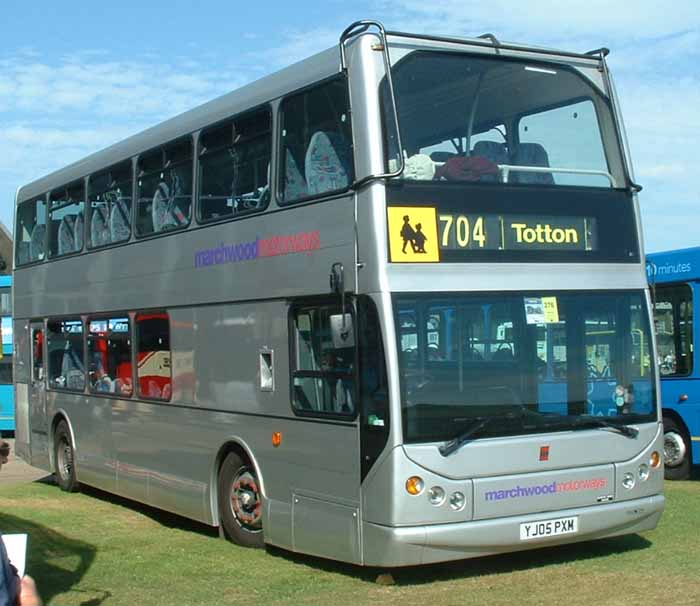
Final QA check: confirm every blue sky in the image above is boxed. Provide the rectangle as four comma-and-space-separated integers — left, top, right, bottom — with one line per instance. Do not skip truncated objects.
1, 0, 698, 252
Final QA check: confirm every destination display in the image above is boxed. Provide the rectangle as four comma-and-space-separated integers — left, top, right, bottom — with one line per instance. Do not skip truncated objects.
387, 206, 597, 263
437, 213, 596, 252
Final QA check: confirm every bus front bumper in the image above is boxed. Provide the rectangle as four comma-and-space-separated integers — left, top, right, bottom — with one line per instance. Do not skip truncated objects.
362, 494, 664, 567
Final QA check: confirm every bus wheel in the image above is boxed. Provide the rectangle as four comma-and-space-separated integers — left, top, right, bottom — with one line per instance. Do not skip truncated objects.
218, 452, 264, 548
663, 416, 691, 481
54, 420, 79, 492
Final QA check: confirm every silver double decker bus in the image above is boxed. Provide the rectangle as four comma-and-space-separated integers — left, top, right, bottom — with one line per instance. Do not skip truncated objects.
13, 22, 664, 566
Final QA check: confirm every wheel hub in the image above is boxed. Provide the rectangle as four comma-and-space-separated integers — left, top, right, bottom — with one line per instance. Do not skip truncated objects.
230, 470, 262, 530
664, 431, 687, 468
58, 439, 73, 479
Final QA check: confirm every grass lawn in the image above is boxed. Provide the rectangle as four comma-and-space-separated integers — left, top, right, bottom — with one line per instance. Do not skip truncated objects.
1, 475, 699, 606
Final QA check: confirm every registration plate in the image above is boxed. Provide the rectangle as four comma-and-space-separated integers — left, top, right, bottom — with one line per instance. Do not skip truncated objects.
519, 516, 579, 541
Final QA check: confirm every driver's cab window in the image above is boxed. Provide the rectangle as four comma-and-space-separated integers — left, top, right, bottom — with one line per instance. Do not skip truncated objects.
291, 303, 356, 416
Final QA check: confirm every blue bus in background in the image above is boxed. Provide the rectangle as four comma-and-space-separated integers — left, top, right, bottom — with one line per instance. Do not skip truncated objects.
0, 275, 13, 435
648, 247, 700, 480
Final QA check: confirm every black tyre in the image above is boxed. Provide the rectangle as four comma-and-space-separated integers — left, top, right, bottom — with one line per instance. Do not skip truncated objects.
54, 420, 79, 492
663, 416, 691, 481
218, 452, 264, 548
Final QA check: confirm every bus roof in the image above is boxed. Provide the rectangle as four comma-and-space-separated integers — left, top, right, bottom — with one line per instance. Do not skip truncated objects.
647, 247, 700, 284
15, 27, 604, 204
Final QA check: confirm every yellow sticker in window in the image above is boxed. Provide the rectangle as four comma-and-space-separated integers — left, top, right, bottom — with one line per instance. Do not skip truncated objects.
542, 297, 559, 323
387, 206, 440, 263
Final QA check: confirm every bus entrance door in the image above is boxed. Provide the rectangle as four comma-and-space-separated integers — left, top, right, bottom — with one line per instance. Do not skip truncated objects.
28, 322, 50, 469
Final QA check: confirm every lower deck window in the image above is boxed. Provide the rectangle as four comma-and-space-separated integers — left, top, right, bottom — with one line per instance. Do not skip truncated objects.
88, 317, 133, 396
136, 312, 171, 400
47, 319, 85, 391
291, 304, 356, 416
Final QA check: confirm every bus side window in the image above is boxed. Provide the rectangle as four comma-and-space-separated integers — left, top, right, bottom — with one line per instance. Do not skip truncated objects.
279, 77, 354, 204
136, 138, 193, 237
46, 319, 85, 391
136, 312, 172, 400
654, 284, 694, 377
88, 161, 133, 248
291, 304, 356, 417
359, 297, 390, 478
15, 197, 48, 265
32, 328, 44, 381
198, 109, 271, 223
88, 317, 132, 396
49, 181, 85, 258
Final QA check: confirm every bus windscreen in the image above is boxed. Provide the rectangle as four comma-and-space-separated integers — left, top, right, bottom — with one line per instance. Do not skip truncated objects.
395, 290, 656, 444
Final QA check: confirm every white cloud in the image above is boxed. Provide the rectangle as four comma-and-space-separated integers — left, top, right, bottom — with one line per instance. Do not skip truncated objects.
0, 50, 261, 229
374, 0, 700, 43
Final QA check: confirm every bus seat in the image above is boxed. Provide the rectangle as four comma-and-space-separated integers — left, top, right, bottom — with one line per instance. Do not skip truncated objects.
305, 131, 351, 195
17, 242, 31, 265
61, 346, 85, 390
511, 143, 554, 184
285, 148, 307, 201
429, 151, 457, 163
472, 141, 508, 183
152, 175, 185, 232
29, 224, 46, 261
152, 182, 173, 233
91, 205, 110, 247
472, 141, 508, 165
110, 198, 131, 242
492, 345, 515, 361
57, 216, 76, 255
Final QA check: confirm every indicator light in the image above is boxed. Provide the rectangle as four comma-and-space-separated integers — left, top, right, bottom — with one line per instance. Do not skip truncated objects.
650, 451, 661, 468
405, 476, 424, 495
622, 472, 635, 490
272, 432, 282, 447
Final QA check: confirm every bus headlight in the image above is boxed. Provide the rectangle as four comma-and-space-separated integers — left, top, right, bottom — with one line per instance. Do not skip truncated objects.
449, 491, 466, 511
428, 486, 446, 506
638, 464, 650, 482
622, 472, 635, 490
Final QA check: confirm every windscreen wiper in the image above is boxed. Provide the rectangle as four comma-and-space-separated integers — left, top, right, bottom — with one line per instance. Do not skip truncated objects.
571, 417, 639, 438
439, 417, 492, 457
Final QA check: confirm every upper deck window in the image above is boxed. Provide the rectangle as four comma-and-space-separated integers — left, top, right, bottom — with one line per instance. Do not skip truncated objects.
15, 197, 47, 265
49, 182, 85, 258
136, 138, 193, 236
88, 161, 133, 248
279, 77, 354, 204
383, 52, 623, 189
198, 109, 271, 223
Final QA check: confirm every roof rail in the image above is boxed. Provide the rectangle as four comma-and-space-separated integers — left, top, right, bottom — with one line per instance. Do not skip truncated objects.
477, 33, 501, 46
585, 47, 610, 57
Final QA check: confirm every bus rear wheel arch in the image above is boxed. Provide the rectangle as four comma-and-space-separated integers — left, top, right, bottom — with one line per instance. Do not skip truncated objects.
53, 419, 79, 492
217, 450, 264, 548
663, 414, 691, 481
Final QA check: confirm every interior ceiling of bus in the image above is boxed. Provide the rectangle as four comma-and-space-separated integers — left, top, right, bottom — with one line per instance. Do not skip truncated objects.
393, 53, 593, 149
